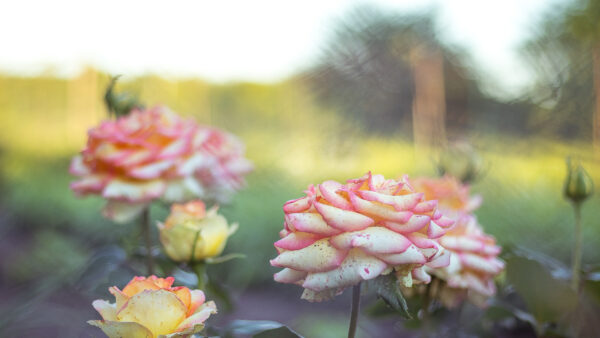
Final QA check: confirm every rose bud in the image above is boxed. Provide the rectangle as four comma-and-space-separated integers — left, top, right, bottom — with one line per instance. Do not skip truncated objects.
271, 172, 455, 302
437, 142, 483, 184
88, 275, 216, 337
158, 200, 237, 262
564, 159, 594, 204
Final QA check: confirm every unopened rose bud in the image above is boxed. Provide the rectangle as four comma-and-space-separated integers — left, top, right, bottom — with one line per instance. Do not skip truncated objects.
104, 76, 142, 118
158, 201, 238, 262
437, 142, 483, 184
564, 159, 594, 204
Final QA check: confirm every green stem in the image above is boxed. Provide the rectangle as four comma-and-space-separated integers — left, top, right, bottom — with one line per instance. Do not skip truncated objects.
348, 282, 361, 338
421, 277, 436, 338
571, 203, 583, 291
189, 229, 201, 264
189, 230, 208, 289
141, 208, 154, 275
193, 261, 207, 290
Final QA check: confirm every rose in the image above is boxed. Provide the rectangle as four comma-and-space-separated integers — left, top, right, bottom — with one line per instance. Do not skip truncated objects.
88, 275, 217, 337
431, 216, 504, 307
270, 172, 455, 302
412, 175, 481, 221
70, 106, 252, 223
158, 200, 237, 262
413, 176, 504, 307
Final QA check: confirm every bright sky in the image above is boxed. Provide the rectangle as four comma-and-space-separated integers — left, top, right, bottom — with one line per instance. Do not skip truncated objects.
0, 0, 560, 98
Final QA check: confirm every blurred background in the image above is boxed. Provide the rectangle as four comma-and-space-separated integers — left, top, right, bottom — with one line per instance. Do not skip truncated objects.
1, 0, 599, 337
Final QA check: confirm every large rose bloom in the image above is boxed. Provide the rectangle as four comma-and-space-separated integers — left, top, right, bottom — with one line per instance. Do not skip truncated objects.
413, 176, 504, 307
70, 106, 252, 223
88, 275, 216, 338
271, 172, 455, 302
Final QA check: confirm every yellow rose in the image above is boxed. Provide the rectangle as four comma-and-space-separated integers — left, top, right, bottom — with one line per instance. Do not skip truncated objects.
88, 275, 217, 338
158, 201, 237, 262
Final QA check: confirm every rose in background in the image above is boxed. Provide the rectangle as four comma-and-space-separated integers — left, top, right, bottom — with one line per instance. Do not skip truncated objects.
70, 106, 252, 223
412, 176, 504, 307
413, 175, 481, 222
158, 200, 237, 263
271, 172, 455, 302
433, 216, 504, 307
88, 275, 217, 338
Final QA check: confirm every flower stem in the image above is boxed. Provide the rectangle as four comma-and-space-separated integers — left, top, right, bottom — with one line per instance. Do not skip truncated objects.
571, 202, 583, 291
141, 208, 154, 275
193, 261, 207, 290
421, 277, 434, 337
348, 282, 361, 338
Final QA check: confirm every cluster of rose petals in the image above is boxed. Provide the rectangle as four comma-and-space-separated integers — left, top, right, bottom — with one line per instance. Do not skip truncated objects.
432, 217, 504, 307
412, 176, 481, 221
271, 172, 455, 302
70, 106, 252, 223
413, 176, 504, 307
88, 275, 216, 338
158, 200, 237, 262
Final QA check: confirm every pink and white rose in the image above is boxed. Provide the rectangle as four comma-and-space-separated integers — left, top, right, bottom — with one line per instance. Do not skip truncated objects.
70, 106, 252, 223
271, 172, 455, 302
413, 176, 504, 307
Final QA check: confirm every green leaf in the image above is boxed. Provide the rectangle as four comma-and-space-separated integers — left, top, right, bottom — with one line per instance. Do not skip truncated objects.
223, 320, 303, 337
205, 253, 247, 264
254, 326, 303, 338
371, 274, 412, 319
583, 275, 600, 305
506, 255, 577, 323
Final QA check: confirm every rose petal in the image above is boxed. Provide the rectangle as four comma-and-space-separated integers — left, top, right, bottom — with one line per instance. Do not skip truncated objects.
376, 245, 427, 265
102, 201, 148, 223
92, 300, 117, 321
102, 179, 166, 202
188, 290, 206, 316
88, 320, 153, 338
128, 159, 175, 179
459, 253, 503, 274
116, 290, 187, 337
274, 268, 308, 284
412, 266, 431, 284
274, 232, 321, 250
175, 301, 217, 332
413, 200, 438, 213
349, 193, 412, 223
286, 213, 341, 236
329, 227, 412, 254
270, 239, 347, 272
382, 215, 430, 233
302, 249, 387, 292
314, 201, 374, 231
426, 248, 451, 268
283, 196, 312, 213
357, 190, 423, 211
319, 180, 352, 210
